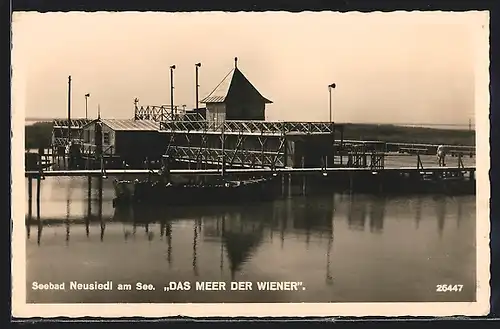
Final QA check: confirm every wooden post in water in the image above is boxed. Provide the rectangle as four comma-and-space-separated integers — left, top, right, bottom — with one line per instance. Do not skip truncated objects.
87, 175, 92, 212
36, 148, 44, 213
288, 173, 292, 196
146, 157, 151, 181
36, 206, 42, 245
349, 172, 353, 193
28, 177, 33, 214
98, 171, 104, 241
301, 156, 306, 195
281, 173, 285, 198
36, 176, 41, 220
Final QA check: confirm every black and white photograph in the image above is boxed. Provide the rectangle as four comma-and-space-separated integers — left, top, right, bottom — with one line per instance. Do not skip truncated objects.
11, 10, 490, 317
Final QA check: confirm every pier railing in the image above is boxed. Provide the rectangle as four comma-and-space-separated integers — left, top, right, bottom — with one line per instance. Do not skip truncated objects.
134, 105, 205, 122
340, 139, 475, 156
160, 120, 339, 135
80, 143, 115, 157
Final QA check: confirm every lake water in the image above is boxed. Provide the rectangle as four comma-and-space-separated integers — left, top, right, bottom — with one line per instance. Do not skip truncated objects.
25, 176, 476, 303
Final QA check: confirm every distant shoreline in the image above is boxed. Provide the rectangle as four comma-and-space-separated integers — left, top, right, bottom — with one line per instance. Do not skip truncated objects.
23, 121, 476, 149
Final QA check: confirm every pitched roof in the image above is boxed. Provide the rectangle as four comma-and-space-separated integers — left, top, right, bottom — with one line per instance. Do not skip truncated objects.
100, 119, 160, 131
201, 66, 272, 104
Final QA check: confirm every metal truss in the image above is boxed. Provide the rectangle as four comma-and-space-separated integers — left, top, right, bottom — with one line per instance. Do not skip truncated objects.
134, 104, 205, 122
52, 119, 90, 149
171, 147, 286, 168
160, 120, 340, 136
165, 133, 289, 169
52, 119, 92, 129
52, 137, 85, 147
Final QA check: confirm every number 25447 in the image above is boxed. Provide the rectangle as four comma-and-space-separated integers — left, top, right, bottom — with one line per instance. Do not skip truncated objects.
436, 284, 463, 292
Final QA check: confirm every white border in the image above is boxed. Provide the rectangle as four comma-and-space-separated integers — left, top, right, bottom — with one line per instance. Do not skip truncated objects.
11, 10, 491, 318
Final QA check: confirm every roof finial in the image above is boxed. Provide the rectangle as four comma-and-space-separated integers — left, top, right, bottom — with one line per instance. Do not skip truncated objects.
98, 104, 101, 119
234, 57, 238, 68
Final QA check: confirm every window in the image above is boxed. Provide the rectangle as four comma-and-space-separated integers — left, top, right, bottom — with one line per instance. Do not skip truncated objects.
103, 132, 110, 145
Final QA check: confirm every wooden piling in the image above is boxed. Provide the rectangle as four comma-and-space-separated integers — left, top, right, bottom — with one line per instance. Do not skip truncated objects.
87, 176, 92, 231
301, 156, 306, 195
146, 157, 151, 181
28, 178, 33, 211
98, 173, 104, 241
36, 148, 44, 214
88, 176, 92, 199
281, 174, 285, 197
98, 175, 103, 203
37, 211, 42, 245
36, 177, 41, 219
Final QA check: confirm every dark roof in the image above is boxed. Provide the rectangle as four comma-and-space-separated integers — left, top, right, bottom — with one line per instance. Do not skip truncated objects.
201, 67, 272, 104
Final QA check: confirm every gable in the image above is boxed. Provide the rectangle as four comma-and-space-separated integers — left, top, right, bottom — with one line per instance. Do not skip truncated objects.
201, 65, 272, 105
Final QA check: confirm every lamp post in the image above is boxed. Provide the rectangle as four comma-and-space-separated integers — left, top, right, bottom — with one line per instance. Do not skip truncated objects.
328, 83, 336, 123
195, 63, 201, 110
170, 65, 176, 119
85, 93, 90, 119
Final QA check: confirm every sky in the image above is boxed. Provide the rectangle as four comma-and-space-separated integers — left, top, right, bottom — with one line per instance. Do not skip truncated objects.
13, 11, 488, 125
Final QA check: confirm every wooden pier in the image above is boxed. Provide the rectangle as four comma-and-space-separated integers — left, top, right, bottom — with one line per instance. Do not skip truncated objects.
26, 165, 476, 178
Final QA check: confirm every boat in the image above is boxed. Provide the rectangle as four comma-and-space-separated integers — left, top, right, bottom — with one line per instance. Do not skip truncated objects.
112, 176, 278, 207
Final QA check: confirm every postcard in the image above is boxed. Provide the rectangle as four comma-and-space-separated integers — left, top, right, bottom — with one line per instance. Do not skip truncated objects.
12, 10, 490, 317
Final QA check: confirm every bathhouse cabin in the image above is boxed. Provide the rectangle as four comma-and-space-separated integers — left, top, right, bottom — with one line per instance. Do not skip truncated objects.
81, 118, 167, 167
195, 58, 341, 169
200, 58, 272, 124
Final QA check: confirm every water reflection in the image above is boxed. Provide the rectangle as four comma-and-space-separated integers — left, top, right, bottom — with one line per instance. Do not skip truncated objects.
415, 196, 423, 229
25, 177, 476, 303
348, 195, 367, 231
26, 188, 471, 248
457, 199, 463, 229
369, 197, 385, 233
435, 196, 447, 238
193, 222, 199, 276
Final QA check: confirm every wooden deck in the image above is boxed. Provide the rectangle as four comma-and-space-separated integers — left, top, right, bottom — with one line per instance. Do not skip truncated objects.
25, 165, 476, 178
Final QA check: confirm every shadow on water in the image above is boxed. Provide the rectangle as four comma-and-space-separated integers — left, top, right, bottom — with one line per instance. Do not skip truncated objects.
114, 202, 278, 280
346, 194, 386, 233
28, 186, 338, 279
25, 176, 476, 303
27, 186, 467, 250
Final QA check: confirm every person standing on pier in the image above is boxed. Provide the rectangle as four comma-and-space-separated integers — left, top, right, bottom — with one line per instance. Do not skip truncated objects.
437, 145, 447, 167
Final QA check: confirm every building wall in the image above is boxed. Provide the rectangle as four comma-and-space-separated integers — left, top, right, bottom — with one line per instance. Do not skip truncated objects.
206, 101, 266, 122
206, 103, 227, 125
82, 122, 116, 155
226, 101, 265, 121
291, 135, 334, 168
114, 131, 168, 162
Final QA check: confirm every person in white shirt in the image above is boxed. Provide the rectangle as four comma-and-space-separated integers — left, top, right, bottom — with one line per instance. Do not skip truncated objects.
436, 145, 447, 167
